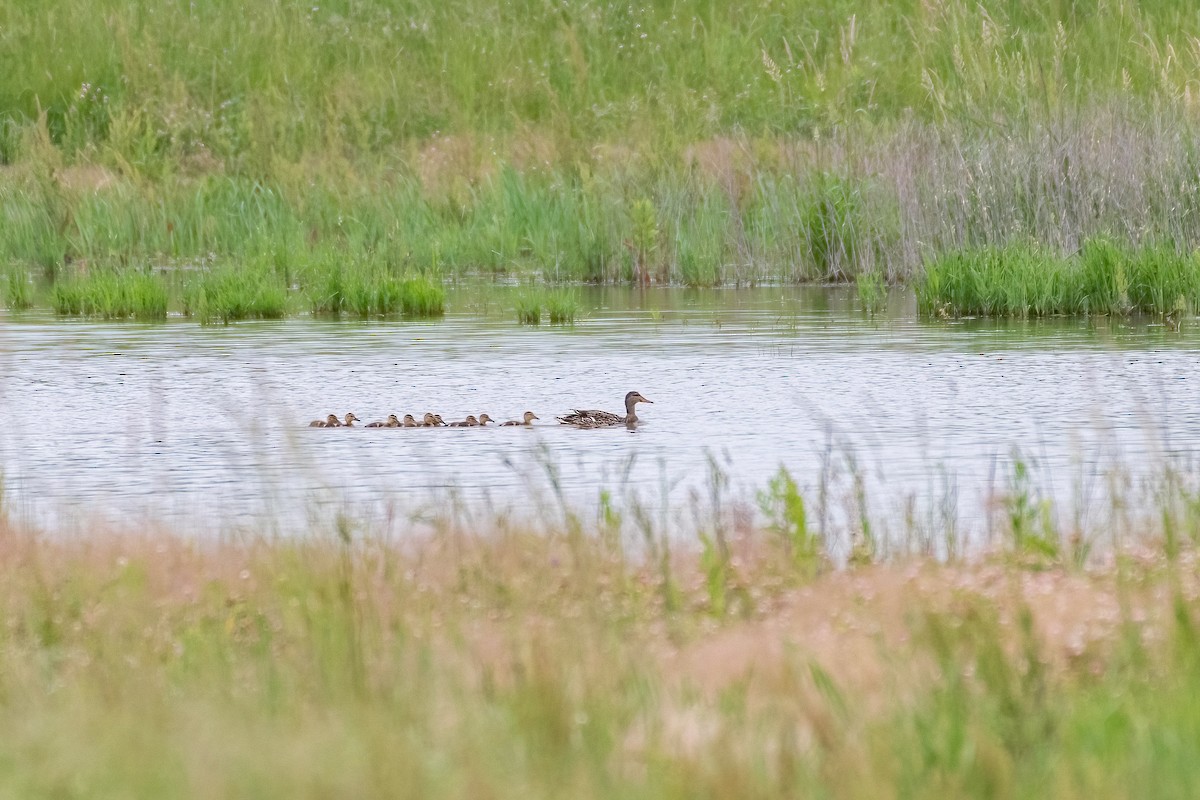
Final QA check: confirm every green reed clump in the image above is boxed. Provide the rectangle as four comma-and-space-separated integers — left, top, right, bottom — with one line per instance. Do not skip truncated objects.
50, 269, 168, 320
1126, 243, 1200, 315
397, 277, 445, 318
515, 292, 542, 325
546, 290, 579, 325
182, 266, 289, 324
1, 268, 31, 310
921, 240, 1200, 318
802, 174, 861, 280
306, 252, 445, 318
512, 289, 578, 325
855, 270, 887, 315
918, 246, 1082, 318
1079, 238, 1132, 314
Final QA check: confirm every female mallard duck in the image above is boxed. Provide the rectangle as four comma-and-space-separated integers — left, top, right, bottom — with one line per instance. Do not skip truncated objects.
501, 411, 539, 426
433, 414, 447, 426
342, 413, 361, 427
558, 392, 652, 428
367, 414, 401, 428
309, 413, 341, 428
448, 415, 479, 427
478, 414, 494, 426
402, 414, 420, 427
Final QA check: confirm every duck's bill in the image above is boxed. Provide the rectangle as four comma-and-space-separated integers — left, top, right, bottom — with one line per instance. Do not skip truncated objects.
642, 398, 654, 403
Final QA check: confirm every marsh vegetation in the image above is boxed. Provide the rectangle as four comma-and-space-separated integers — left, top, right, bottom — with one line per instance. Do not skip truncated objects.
4, 1, 1200, 315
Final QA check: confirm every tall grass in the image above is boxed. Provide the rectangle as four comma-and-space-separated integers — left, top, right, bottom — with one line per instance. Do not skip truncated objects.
50, 269, 168, 320
918, 240, 1200, 318
182, 266, 289, 324
4, 3, 1200, 289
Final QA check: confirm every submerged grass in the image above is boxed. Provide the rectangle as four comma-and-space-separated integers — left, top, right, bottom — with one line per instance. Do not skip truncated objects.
3, 469, 1200, 798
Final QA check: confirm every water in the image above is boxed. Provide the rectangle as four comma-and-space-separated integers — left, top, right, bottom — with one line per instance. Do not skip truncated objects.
2, 285, 1198, 542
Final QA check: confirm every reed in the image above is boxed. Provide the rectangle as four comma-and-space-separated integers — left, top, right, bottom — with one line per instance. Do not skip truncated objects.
545, 290, 579, 325
1, 267, 31, 310
514, 292, 542, 325
918, 240, 1200, 318
181, 266, 289, 324
3, 2, 1200, 290
50, 268, 168, 320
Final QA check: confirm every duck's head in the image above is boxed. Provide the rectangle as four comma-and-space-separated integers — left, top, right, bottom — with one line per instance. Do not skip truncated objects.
433, 414, 446, 426
523, 411, 539, 423
464, 415, 479, 426
423, 412, 438, 426
478, 414, 493, 425
403, 414, 417, 425
624, 391, 653, 410
344, 413, 360, 424
387, 414, 400, 424
325, 414, 340, 426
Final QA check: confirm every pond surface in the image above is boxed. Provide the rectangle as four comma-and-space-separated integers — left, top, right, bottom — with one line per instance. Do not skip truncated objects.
1, 285, 1198, 545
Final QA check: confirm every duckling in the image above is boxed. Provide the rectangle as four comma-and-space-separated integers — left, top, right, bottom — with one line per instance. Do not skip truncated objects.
558, 391, 653, 428
341, 413, 360, 427
309, 413, 340, 428
501, 411, 540, 426
477, 414, 494, 426
448, 415, 479, 427
366, 414, 401, 428
402, 414, 420, 427
433, 414, 447, 426
422, 412, 441, 427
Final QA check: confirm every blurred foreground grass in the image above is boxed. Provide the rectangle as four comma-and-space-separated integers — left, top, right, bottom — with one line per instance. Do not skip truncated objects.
4, 506, 1200, 798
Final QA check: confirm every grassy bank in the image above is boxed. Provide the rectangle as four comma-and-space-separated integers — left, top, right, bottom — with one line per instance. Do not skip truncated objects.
3, 490, 1200, 797
3, 1, 1200, 301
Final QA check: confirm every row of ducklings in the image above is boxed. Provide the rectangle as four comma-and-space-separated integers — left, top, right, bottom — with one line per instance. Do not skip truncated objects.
310, 411, 539, 428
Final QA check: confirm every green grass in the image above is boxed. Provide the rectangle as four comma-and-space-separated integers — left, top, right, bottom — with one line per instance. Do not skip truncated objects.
514, 289, 579, 325
546, 290, 579, 324
515, 292, 542, 325
182, 266, 289, 324
50, 268, 168, 320
917, 240, 1200, 318
1, 266, 31, 309
1, 2, 1200, 292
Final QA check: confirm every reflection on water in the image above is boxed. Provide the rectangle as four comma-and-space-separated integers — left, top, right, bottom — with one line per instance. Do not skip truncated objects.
1, 285, 1198, 540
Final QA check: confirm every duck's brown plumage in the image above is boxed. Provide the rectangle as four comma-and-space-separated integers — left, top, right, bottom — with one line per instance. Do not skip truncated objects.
558, 392, 652, 427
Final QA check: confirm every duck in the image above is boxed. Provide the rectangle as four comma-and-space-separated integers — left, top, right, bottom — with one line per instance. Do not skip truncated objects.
501, 411, 539, 426
433, 414, 447, 426
558, 392, 653, 428
448, 415, 479, 427
402, 414, 420, 427
309, 413, 341, 428
422, 412, 442, 427
477, 414, 494, 426
366, 414, 401, 428
340, 413, 360, 427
